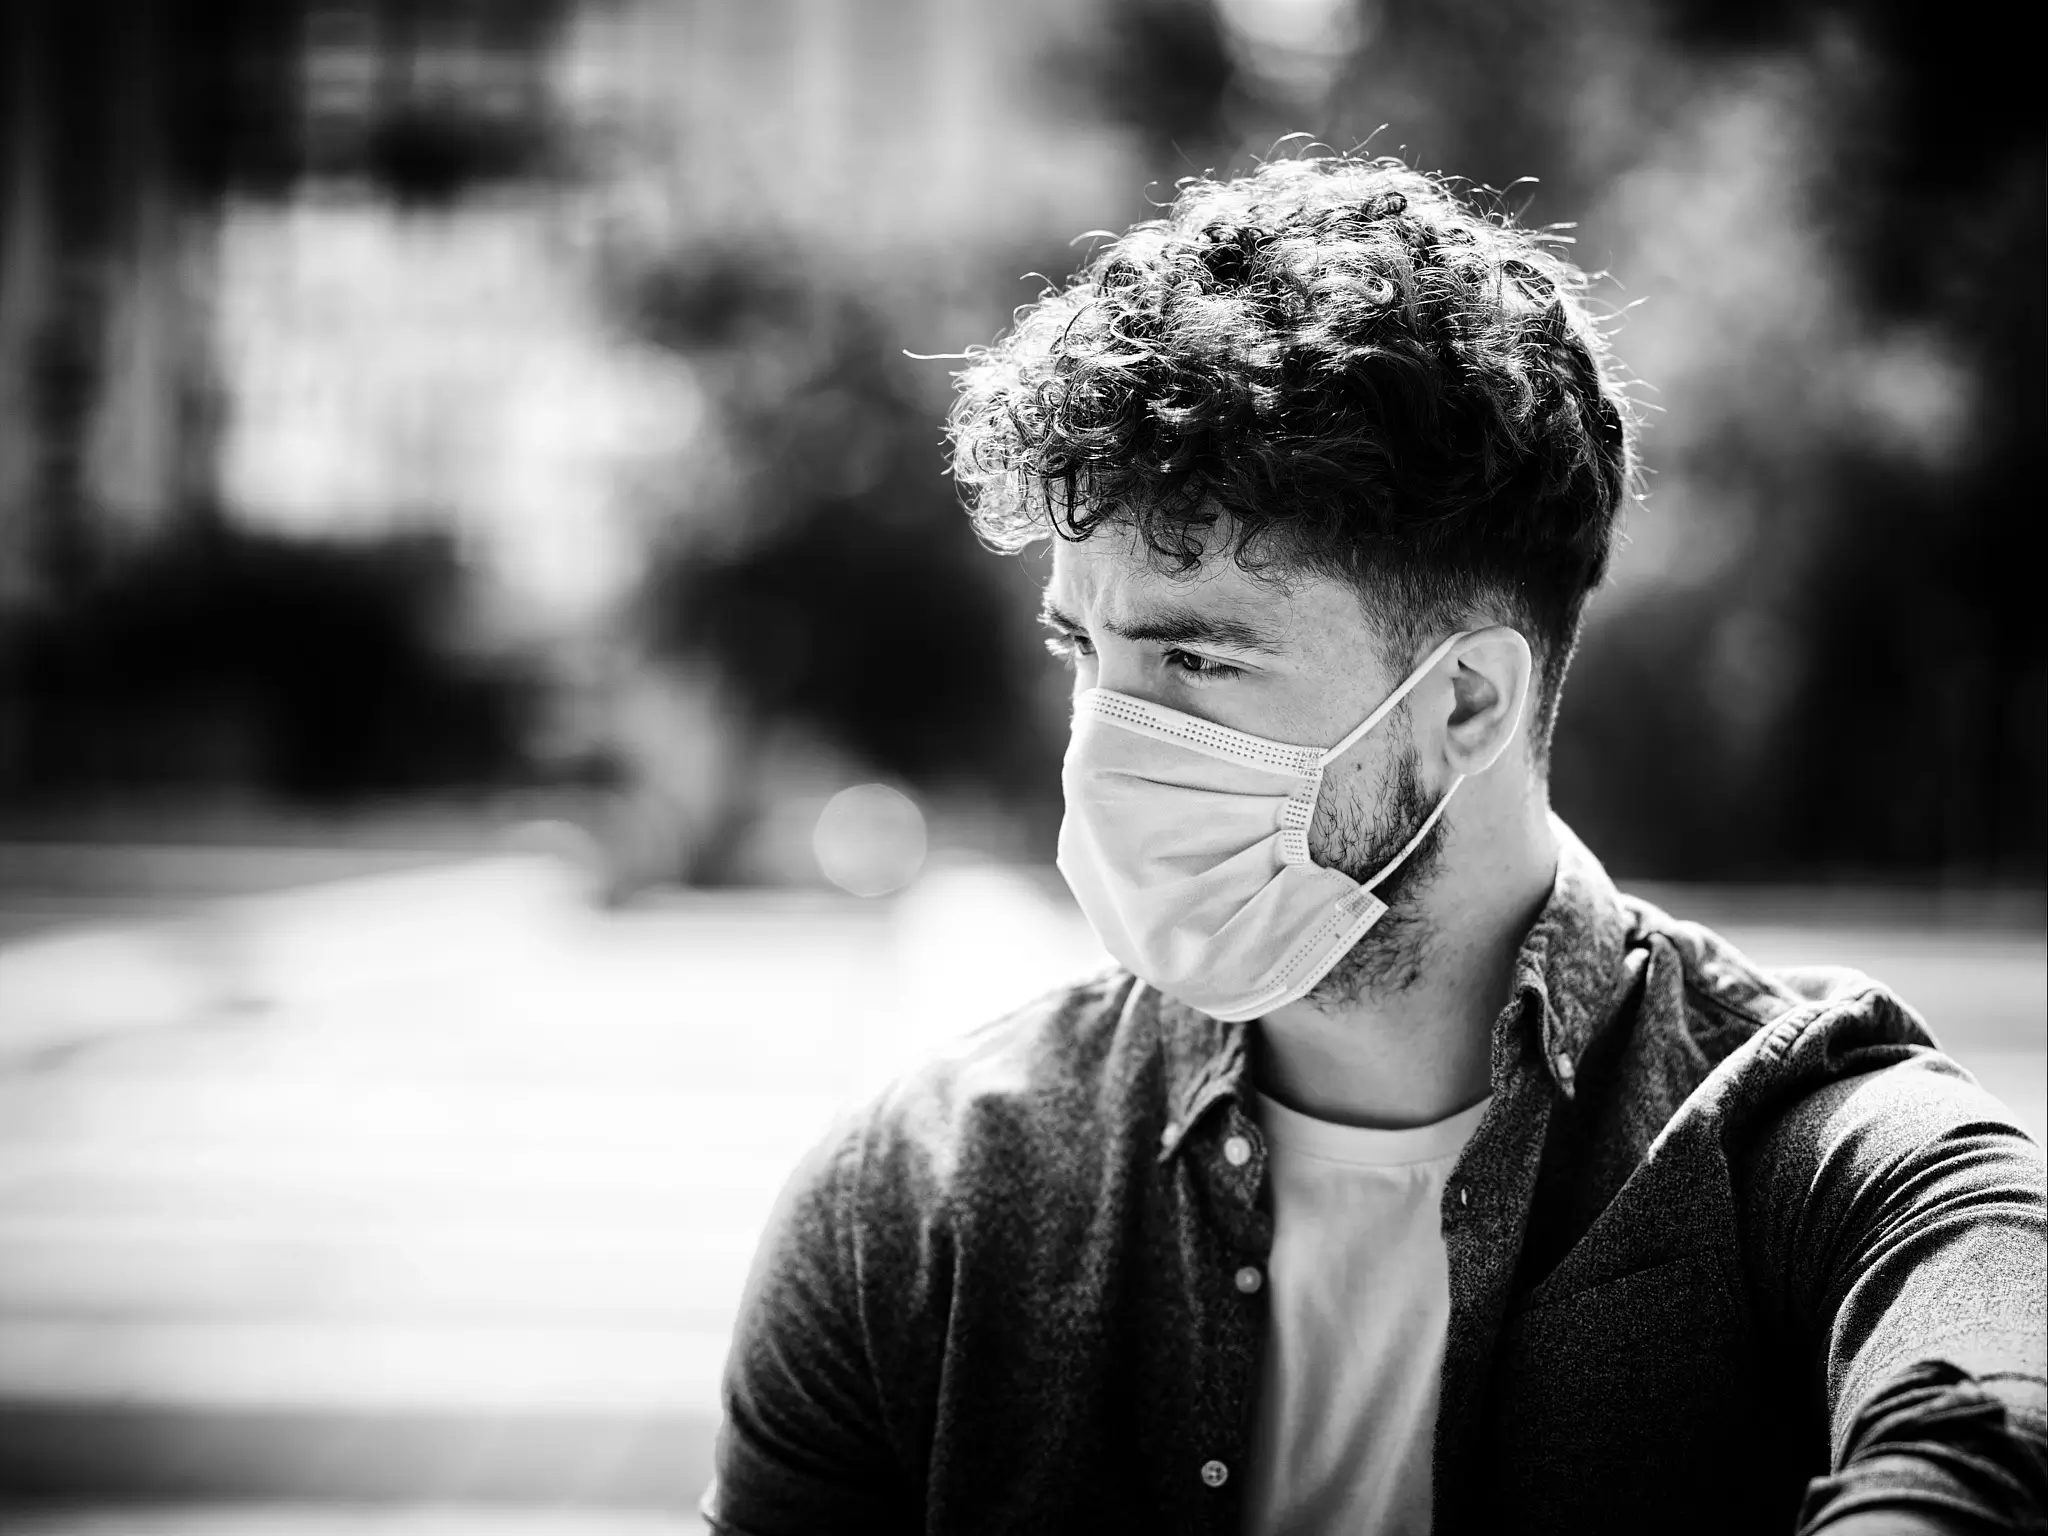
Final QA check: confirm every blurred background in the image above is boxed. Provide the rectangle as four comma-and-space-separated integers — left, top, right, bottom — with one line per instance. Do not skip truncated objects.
0, 0, 2040, 1530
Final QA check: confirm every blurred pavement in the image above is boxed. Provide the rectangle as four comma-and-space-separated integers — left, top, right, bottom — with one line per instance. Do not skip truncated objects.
0, 843, 2039, 1532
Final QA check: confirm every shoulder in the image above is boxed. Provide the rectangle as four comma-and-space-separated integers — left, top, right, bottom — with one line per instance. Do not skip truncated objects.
1621, 894, 1936, 1074
787, 966, 1154, 1235
1617, 892, 2033, 1163
1750, 1047, 2041, 1198
1622, 894, 1865, 1035
873, 965, 1148, 1154
729, 966, 1153, 1364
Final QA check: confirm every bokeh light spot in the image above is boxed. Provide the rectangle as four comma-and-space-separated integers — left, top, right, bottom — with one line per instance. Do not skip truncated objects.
813, 784, 927, 898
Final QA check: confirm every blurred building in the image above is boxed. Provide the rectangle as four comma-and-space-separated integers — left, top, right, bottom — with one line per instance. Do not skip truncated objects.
0, 0, 567, 587
0, 0, 1131, 612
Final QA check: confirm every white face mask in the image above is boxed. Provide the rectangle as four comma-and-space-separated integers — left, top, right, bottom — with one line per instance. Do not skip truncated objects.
1055, 630, 1472, 1022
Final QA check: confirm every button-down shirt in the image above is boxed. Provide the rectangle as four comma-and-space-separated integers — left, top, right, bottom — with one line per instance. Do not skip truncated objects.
705, 825, 2048, 1534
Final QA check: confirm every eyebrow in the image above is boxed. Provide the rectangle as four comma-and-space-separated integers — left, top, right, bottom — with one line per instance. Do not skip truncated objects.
1039, 598, 1286, 656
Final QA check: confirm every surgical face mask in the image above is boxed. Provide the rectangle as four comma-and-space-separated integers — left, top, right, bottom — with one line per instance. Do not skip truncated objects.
1056, 631, 1472, 1022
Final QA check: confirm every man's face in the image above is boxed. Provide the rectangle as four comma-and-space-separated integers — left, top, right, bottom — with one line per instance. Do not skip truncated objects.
1041, 526, 1451, 997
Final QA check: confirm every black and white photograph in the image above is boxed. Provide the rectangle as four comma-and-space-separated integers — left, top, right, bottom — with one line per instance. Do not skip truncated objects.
0, 1, 2042, 1532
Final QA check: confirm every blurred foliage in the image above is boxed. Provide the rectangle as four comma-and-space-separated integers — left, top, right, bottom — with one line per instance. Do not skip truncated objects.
0, 0, 2039, 883
5, 0, 567, 214
0, 523, 538, 802
620, 248, 1062, 879
1049, 0, 2044, 882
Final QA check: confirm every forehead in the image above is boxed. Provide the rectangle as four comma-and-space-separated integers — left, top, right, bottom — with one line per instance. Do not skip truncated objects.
1045, 527, 1372, 648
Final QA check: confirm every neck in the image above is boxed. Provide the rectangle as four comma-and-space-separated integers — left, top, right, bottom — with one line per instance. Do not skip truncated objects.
1252, 793, 1558, 1130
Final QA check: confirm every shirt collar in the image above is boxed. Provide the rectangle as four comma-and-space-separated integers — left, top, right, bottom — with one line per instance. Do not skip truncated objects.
1510, 816, 1634, 1100
1148, 814, 1633, 1161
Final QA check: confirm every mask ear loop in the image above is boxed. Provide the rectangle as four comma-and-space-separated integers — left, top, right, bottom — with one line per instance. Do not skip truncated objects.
1315, 629, 1473, 896
1359, 773, 1466, 895
1317, 629, 1472, 768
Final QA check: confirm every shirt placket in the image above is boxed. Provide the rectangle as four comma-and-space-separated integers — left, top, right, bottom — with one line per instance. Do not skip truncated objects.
1431, 1045, 1557, 1536
1177, 1090, 1272, 1529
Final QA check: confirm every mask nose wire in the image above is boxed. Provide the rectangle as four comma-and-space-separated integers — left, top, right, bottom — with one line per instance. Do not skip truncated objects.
1316, 629, 1473, 768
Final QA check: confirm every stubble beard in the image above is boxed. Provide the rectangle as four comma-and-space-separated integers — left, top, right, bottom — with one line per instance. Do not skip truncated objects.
1304, 731, 1451, 1007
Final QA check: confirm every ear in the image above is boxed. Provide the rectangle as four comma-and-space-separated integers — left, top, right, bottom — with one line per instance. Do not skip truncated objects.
1440, 627, 1531, 776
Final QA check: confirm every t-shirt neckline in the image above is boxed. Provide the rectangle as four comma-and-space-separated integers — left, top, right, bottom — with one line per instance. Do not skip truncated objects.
1252, 1090, 1491, 1168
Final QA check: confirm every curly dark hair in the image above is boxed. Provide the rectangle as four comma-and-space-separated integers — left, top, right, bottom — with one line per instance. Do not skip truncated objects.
947, 153, 1635, 756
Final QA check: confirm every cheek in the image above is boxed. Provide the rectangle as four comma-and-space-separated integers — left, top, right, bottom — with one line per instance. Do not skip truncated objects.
1306, 753, 1366, 858
1319, 746, 1388, 810
1306, 745, 1410, 858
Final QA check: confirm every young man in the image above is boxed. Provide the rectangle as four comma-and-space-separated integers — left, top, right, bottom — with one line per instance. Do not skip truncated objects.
703, 156, 2047, 1534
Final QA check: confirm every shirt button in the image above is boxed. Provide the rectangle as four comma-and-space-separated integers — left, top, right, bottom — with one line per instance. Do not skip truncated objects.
1234, 1265, 1263, 1294
1200, 1459, 1230, 1488
1160, 1123, 1178, 1149
1222, 1135, 1252, 1167
1555, 1051, 1576, 1083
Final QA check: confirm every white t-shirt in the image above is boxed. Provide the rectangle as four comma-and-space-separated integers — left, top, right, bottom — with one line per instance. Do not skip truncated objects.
1240, 1091, 1492, 1536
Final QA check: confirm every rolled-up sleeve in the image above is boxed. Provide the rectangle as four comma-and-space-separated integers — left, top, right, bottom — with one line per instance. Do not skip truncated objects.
1748, 1049, 2048, 1533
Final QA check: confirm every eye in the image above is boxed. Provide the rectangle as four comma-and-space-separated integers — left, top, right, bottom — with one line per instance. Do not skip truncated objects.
1044, 631, 1096, 665
1163, 648, 1243, 682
